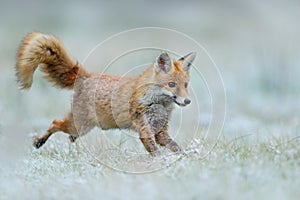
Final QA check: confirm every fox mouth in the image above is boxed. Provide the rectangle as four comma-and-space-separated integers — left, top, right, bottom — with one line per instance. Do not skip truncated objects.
174, 100, 187, 107
162, 90, 190, 107
171, 96, 190, 107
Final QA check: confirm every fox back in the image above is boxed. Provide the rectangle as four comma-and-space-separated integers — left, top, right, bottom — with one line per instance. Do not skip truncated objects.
71, 52, 196, 132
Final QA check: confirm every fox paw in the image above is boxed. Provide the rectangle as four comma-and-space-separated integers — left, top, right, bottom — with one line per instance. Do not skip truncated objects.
33, 138, 46, 149
150, 150, 163, 157
167, 141, 181, 153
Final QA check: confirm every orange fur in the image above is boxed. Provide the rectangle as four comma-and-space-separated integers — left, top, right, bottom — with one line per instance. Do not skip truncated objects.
16, 32, 196, 155
16, 32, 89, 89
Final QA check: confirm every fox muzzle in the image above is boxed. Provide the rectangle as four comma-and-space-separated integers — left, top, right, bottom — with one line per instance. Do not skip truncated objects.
172, 95, 191, 107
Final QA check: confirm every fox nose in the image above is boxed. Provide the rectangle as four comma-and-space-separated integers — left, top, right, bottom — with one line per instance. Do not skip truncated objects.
184, 98, 191, 105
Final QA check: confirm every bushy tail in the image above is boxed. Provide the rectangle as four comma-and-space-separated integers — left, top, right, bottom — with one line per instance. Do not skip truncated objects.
16, 32, 90, 89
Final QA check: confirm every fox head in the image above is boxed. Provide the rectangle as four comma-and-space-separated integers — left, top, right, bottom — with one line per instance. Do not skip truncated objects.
154, 52, 196, 107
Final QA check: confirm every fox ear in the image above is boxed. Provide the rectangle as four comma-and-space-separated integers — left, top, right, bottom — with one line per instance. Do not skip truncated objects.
155, 52, 173, 73
179, 52, 196, 73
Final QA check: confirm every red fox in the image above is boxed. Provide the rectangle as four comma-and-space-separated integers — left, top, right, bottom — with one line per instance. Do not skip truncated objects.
16, 32, 196, 155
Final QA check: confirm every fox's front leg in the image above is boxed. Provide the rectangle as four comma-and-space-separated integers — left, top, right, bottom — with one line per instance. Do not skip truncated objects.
133, 118, 158, 155
139, 129, 158, 155
146, 104, 181, 153
155, 125, 181, 153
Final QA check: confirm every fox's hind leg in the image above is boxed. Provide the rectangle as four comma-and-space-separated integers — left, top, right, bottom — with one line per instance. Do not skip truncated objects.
33, 116, 76, 148
69, 135, 78, 143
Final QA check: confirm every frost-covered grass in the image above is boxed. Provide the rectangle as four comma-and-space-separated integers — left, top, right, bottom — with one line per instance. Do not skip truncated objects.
1, 134, 299, 200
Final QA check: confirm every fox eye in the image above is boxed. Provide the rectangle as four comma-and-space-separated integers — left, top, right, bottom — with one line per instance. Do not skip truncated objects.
184, 82, 188, 88
168, 82, 176, 88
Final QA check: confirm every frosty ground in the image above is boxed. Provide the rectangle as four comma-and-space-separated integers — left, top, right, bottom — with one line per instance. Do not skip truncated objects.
1, 130, 299, 200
